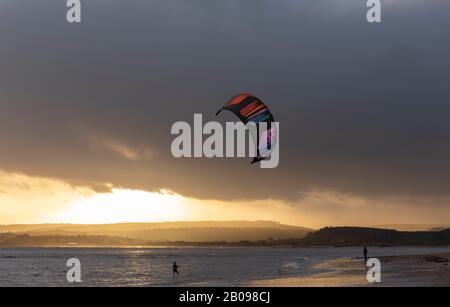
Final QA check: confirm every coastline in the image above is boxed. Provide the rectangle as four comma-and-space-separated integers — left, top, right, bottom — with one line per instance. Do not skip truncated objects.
249, 253, 450, 287
1, 246, 450, 286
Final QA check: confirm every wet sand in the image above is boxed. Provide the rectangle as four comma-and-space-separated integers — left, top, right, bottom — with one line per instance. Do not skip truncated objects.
249, 253, 450, 287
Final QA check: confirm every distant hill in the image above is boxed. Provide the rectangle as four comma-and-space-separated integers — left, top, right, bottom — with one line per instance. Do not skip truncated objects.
374, 224, 450, 232
429, 227, 450, 232
300, 227, 450, 246
0, 221, 312, 244
3, 223, 450, 247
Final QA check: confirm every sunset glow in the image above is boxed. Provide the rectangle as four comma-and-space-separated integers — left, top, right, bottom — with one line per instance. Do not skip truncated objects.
53, 189, 189, 224
2, 168, 450, 229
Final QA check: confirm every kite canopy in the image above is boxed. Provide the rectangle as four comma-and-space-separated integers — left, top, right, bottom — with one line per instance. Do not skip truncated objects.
216, 93, 276, 164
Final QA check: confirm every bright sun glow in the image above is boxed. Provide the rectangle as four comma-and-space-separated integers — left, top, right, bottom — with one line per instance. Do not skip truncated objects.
53, 189, 187, 224
0, 170, 309, 226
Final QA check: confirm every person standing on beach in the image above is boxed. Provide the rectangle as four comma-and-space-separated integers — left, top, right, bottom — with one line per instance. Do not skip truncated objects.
173, 262, 179, 276
363, 246, 368, 262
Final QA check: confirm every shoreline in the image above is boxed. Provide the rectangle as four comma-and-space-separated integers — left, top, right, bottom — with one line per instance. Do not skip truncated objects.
1, 244, 450, 249
1, 247, 450, 286
249, 253, 450, 287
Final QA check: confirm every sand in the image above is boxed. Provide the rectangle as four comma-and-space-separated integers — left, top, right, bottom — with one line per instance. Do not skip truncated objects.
249, 253, 450, 287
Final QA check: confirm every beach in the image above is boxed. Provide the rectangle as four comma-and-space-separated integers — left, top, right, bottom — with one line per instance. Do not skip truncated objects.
250, 253, 450, 287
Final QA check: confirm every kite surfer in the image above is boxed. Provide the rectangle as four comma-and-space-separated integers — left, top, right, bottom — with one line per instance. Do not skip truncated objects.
173, 262, 179, 276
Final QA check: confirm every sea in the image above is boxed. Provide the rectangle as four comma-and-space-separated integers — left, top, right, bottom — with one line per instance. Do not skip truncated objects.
1, 246, 450, 287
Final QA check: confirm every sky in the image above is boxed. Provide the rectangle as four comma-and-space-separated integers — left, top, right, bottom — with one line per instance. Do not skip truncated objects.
1, 0, 450, 228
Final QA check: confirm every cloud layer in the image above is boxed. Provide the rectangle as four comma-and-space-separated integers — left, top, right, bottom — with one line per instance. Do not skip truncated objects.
1, 0, 450, 223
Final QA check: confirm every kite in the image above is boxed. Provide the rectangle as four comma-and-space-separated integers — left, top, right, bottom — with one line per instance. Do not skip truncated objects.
216, 93, 276, 164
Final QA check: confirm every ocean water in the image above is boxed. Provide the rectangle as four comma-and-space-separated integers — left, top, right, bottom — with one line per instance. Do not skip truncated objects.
1, 246, 450, 287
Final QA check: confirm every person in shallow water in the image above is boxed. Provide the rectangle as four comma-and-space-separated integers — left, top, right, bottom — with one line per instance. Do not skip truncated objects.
363, 246, 368, 262
173, 262, 179, 276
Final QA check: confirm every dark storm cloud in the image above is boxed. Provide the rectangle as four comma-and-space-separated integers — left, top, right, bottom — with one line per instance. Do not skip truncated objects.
1, 0, 450, 201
